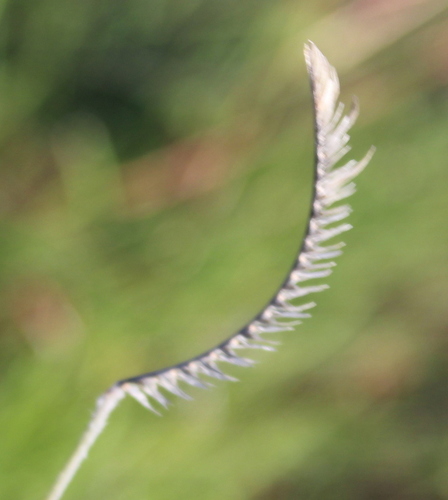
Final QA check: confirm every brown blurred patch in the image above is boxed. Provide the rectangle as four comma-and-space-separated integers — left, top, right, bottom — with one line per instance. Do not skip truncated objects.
335, 331, 425, 401
9, 277, 84, 355
123, 131, 254, 215
420, 17, 448, 85
0, 128, 60, 215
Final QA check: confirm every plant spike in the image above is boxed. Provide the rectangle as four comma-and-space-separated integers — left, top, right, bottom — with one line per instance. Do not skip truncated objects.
45, 41, 374, 500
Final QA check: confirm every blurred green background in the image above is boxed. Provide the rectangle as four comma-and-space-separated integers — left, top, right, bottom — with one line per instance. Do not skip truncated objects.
1, 0, 448, 499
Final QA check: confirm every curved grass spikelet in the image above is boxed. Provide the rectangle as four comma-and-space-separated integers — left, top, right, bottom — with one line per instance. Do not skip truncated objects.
116, 41, 375, 411
45, 42, 374, 500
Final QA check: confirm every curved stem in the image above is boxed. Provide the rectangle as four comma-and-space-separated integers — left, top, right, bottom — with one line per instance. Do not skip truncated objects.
45, 386, 126, 500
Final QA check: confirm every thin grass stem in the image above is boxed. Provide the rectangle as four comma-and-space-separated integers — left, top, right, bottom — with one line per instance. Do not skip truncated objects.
45, 386, 125, 500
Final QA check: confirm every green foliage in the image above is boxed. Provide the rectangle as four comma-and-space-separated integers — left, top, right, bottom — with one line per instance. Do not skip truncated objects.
1, 1, 448, 499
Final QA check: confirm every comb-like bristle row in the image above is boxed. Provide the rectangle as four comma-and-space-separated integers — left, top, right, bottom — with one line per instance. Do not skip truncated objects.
118, 42, 374, 415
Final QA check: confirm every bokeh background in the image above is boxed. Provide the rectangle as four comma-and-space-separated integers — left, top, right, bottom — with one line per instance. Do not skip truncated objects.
1, 0, 448, 499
